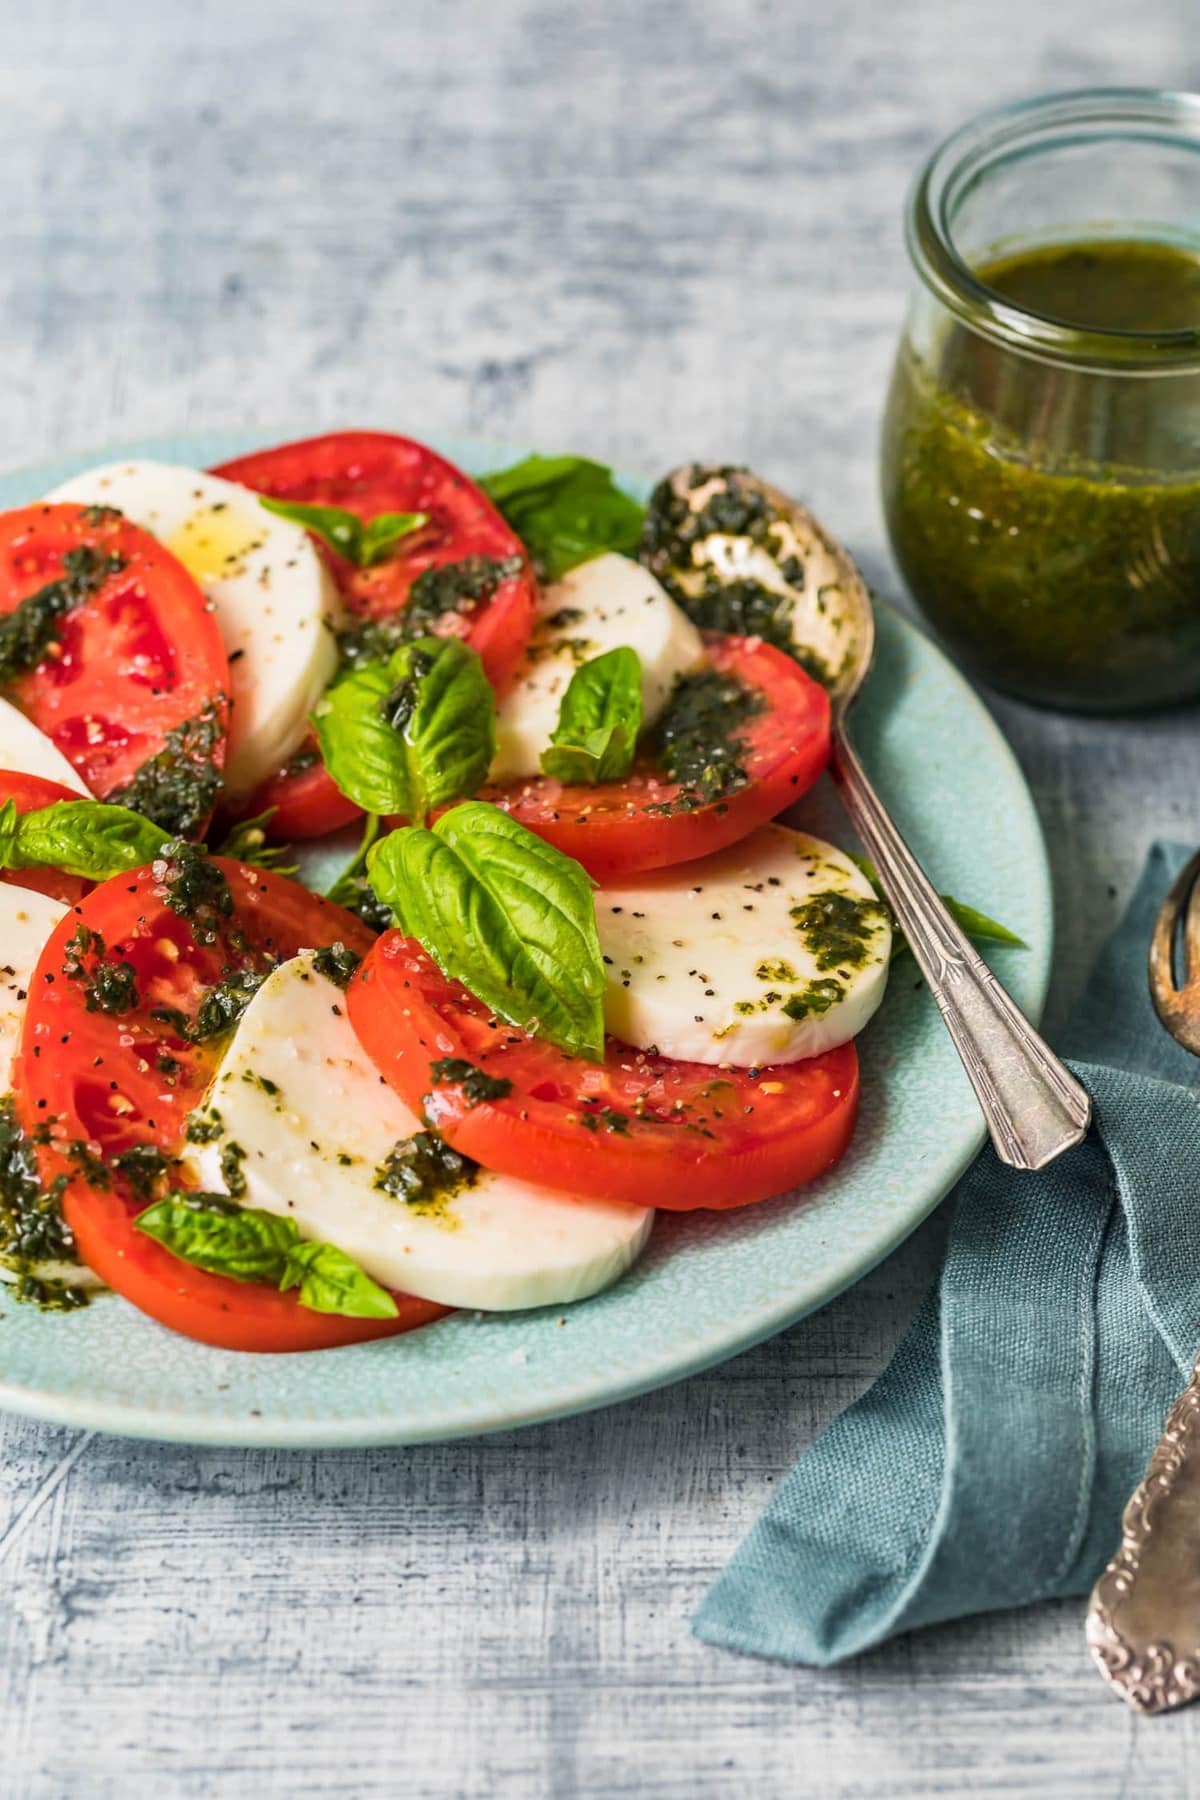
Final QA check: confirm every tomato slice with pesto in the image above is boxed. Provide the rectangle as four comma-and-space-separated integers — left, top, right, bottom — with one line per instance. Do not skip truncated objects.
14, 855, 445, 1351
0, 504, 230, 836
348, 934, 859, 1212
482, 632, 831, 880
0, 771, 90, 904
213, 432, 537, 839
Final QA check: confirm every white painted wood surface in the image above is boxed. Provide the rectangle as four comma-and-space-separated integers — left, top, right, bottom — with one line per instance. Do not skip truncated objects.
2, 1, 1199, 1792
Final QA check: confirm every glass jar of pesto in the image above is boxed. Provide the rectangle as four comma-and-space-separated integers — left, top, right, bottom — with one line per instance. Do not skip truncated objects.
881, 89, 1200, 711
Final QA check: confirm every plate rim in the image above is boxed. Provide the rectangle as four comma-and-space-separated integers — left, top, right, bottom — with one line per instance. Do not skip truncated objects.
0, 429, 1054, 1446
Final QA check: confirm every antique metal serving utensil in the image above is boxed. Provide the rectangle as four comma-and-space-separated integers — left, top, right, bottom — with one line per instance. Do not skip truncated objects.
646, 466, 1091, 1172
1087, 847, 1200, 1714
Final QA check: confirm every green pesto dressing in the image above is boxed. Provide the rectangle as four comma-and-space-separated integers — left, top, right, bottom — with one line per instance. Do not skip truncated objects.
882, 237, 1200, 710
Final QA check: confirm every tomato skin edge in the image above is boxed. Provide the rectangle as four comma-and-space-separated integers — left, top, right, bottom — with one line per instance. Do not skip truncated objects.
347, 938, 861, 1213
482, 634, 833, 881
54, 1173, 447, 1353
13, 858, 449, 1352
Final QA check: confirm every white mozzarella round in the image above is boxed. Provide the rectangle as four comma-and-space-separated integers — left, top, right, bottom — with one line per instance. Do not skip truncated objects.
0, 697, 89, 793
187, 953, 653, 1312
0, 885, 67, 1082
46, 462, 341, 798
490, 552, 703, 782
597, 824, 892, 1067
0, 882, 101, 1291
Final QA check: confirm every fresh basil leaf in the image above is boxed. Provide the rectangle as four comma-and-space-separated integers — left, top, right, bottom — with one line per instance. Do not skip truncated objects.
258, 498, 429, 569
0, 800, 19, 869
541, 646, 642, 785
480, 454, 645, 580
368, 800, 605, 1059
359, 512, 430, 567
279, 1240, 399, 1319
214, 808, 298, 873
312, 636, 495, 826
1, 799, 169, 880
939, 899, 1027, 950
136, 1193, 398, 1320
134, 1194, 299, 1282
850, 855, 1027, 957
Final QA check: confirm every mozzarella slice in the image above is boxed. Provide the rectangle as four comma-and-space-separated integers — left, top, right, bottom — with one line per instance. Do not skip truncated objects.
0, 697, 89, 793
490, 552, 703, 782
1, 885, 66, 1081
0, 882, 101, 1291
187, 953, 653, 1312
46, 462, 341, 798
597, 824, 891, 1066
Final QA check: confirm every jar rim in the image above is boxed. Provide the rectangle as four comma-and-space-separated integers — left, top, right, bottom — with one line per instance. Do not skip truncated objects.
907, 87, 1200, 372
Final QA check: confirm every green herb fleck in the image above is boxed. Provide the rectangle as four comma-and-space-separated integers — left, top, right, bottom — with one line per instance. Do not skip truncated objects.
427, 1057, 513, 1108
155, 840, 234, 946
62, 924, 139, 1016
311, 942, 363, 990
374, 1130, 477, 1213
219, 1140, 248, 1199
184, 1107, 225, 1145
782, 979, 846, 1020
112, 1143, 172, 1201
578, 1105, 632, 1136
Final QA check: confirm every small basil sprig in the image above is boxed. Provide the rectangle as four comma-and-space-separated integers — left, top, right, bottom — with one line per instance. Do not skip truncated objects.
368, 801, 606, 1060
0, 797, 169, 880
312, 635, 495, 826
541, 646, 642, 785
214, 808, 297, 873
135, 1195, 398, 1319
258, 498, 429, 569
851, 856, 1026, 958
480, 454, 645, 580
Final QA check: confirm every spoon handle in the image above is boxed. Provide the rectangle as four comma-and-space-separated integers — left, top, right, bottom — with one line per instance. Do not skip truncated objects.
830, 724, 1091, 1171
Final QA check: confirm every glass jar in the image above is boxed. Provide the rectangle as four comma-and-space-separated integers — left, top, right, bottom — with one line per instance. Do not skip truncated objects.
880, 88, 1200, 712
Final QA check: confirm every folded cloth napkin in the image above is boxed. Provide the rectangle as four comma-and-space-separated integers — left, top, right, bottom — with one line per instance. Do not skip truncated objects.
694, 841, 1200, 1666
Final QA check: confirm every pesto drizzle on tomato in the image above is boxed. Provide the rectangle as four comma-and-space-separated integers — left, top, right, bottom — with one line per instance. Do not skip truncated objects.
648, 668, 766, 811
0, 545, 128, 686
109, 700, 226, 837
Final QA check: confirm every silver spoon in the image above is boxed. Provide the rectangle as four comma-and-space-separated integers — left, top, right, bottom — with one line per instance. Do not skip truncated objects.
1086, 848, 1200, 1714
644, 465, 1091, 1171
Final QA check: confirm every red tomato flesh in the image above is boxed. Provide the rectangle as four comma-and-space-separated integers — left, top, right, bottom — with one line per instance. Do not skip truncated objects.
0, 504, 229, 826
348, 934, 860, 1212
0, 771, 91, 903
213, 432, 537, 839
15, 857, 446, 1351
482, 633, 831, 880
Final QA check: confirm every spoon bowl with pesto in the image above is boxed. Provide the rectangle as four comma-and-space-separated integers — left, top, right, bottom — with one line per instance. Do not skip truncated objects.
644, 461, 1090, 1172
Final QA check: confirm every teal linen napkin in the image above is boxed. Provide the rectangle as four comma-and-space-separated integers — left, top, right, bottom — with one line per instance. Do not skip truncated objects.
694, 841, 1200, 1666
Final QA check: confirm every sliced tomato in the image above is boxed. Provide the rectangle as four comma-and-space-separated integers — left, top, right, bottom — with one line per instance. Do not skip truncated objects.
482, 633, 831, 880
349, 934, 859, 1212
0, 504, 230, 832
14, 856, 446, 1351
0, 771, 91, 903
213, 432, 537, 839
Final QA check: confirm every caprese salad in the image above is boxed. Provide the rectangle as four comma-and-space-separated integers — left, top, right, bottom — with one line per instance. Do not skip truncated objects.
0, 433, 1019, 1352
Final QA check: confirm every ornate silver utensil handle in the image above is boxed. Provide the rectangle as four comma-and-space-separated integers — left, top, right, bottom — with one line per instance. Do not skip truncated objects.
1087, 1356, 1200, 1713
830, 726, 1092, 1172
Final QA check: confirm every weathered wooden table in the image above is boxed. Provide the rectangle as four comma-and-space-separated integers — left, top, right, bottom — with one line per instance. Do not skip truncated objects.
2, 2, 1198, 1792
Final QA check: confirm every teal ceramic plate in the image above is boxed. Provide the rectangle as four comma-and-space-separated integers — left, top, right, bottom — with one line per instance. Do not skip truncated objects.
0, 432, 1052, 1445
